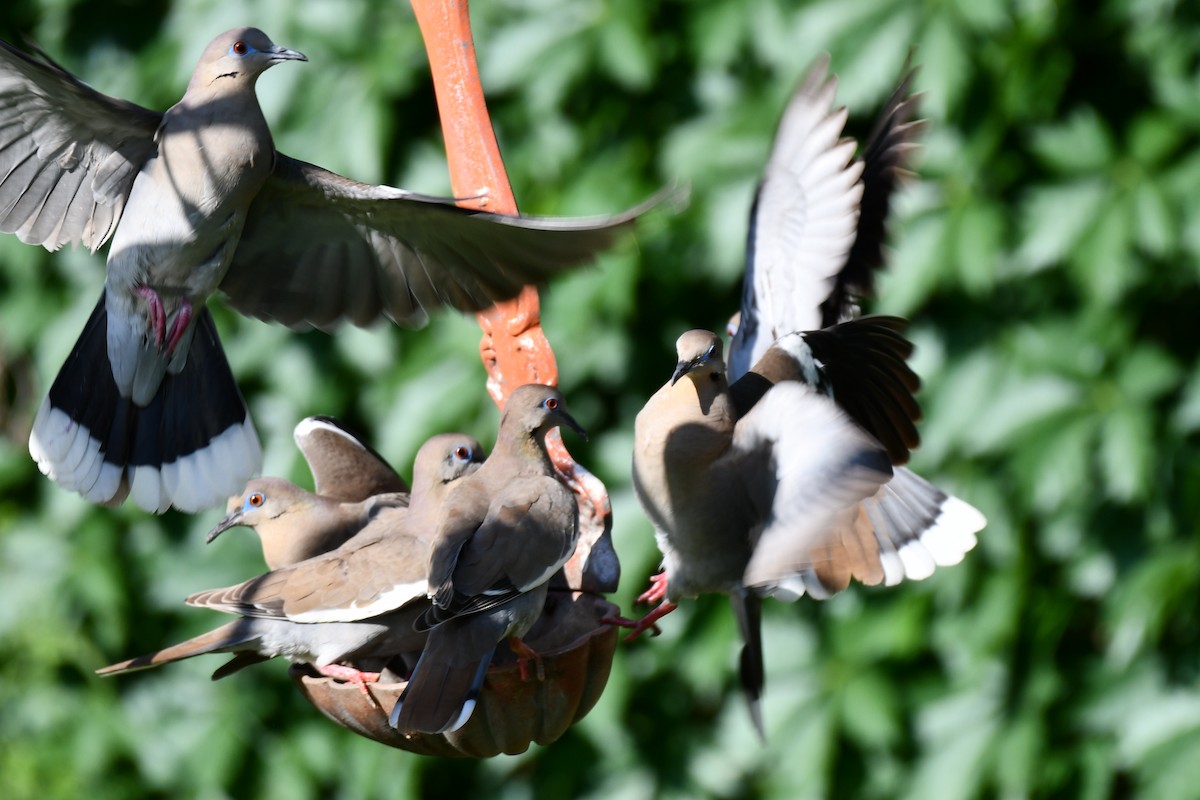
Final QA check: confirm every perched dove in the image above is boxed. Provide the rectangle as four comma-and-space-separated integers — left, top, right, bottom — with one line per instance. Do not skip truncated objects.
96, 432, 485, 682
625, 56, 981, 735
389, 384, 585, 735
1, 27, 657, 514
207, 416, 420, 569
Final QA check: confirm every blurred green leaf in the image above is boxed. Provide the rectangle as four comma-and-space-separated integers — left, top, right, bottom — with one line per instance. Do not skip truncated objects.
1029, 107, 1115, 174
1018, 178, 1110, 272
1098, 405, 1154, 502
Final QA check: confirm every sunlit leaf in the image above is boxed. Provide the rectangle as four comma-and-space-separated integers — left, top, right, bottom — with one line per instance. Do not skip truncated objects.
967, 371, 1084, 457
1172, 363, 1200, 434
597, 0, 655, 90
1012, 413, 1096, 512
904, 677, 1001, 800
1097, 405, 1154, 502
1118, 344, 1181, 405
1073, 193, 1136, 304
839, 669, 903, 749
1017, 178, 1110, 272
1028, 107, 1115, 175
480, 10, 591, 93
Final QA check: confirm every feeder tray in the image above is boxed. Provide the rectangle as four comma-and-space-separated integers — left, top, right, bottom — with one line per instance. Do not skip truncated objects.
291, 592, 618, 757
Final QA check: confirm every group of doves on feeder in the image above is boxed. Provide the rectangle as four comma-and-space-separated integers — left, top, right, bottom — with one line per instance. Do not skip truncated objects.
0, 24, 985, 740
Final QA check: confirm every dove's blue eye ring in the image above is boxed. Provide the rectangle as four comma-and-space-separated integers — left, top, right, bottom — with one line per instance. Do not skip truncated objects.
230, 41, 252, 56
454, 446, 471, 460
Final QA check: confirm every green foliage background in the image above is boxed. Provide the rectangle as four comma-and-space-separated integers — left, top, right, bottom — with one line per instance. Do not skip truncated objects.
2, 0, 1199, 797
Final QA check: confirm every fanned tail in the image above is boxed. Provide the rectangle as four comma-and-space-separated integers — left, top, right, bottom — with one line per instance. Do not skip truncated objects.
29, 291, 261, 513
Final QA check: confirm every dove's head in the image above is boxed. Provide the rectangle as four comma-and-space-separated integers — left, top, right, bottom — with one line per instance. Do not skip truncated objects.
412, 434, 487, 493
671, 329, 725, 385
206, 477, 314, 544
189, 27, 307, 92
505, 384, 588, 441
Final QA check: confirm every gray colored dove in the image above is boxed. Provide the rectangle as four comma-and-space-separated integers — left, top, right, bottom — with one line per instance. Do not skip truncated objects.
2, 27, 656, 514
96, 432, 485, 683
389, 384, 585, 735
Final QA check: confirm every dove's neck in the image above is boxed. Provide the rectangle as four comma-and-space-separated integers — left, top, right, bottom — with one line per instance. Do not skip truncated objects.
488, 428, 554, 479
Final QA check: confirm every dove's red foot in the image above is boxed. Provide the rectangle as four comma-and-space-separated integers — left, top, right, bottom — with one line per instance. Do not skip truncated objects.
134, 288, 192, 354
317, 663, 381, 694
637, 572, 670, 605
135, 285, 167, 345
602, 601, 678, 642
507, 636, 544, 681
165, 301, 193, 355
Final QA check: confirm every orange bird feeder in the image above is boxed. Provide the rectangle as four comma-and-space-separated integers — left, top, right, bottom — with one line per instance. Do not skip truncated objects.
291, 0, 621, 757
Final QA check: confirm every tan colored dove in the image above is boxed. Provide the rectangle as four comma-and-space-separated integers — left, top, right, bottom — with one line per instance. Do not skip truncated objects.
207, 417, 465, 569
96, 432, 485, 683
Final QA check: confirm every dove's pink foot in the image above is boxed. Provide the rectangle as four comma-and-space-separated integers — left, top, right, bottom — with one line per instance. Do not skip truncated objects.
164, 301, 193, 355
135, 286, 167, 345
508, 636, 544, 682
316, 663, 381, 695
134, 287, 192, 354
637, 572, 670, 606
602, 600, 678, 642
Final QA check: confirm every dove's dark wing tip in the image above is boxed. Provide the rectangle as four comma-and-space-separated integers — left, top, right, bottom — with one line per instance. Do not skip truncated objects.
821, 57, 926, 327
783, 316, 922, 465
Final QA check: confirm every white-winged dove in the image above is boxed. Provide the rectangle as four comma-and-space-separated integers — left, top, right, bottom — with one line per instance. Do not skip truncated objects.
3, 27, 659, 514
728, 53, 922, 378
625, 57, 981, 736
207, 477, 404, 571
629, 329, 984, 735
388, 384, 584, 735
207, 423, 483, 570
96, 432, 484, 683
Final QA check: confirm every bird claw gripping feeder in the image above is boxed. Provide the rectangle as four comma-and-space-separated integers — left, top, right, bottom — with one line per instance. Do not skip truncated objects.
290, 0, 621, 757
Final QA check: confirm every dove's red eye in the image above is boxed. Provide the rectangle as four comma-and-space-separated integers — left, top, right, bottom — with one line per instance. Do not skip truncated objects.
455, 446, 470, 459
248, 491, 264, 507
232, 40, 249, 55
545, 397, 559, 411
